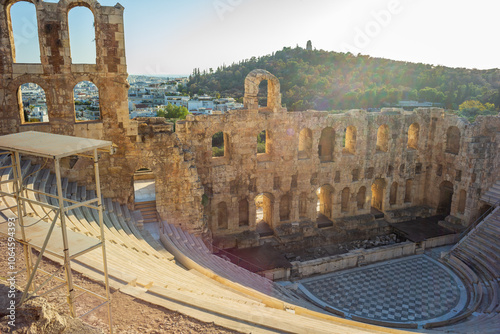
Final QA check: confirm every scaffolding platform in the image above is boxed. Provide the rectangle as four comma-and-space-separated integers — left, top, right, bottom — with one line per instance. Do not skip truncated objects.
0, 216, 102, 260
0, 131, 114, 333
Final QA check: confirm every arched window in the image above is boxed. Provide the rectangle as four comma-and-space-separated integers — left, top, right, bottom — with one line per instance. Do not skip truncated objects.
238, 198, 249, 226
389, 182, 398, 205
376, 124, 389, 152
212, 131, 228, 158
18, 83, 48, 123
400, 164, 405, 174
298, 128, 312, 159
387, 165, 394, 177
446, 126, 461, 155
68, 6, 96, 64
257, 130, 270, 154
343, 126, 356, 154
74, 81, 100, 121
318, 127, 335, 162
258, 80, 268, 108
458, 190, 466, 214
279, 193, 291, 221
407, 123, 420, 150
243, 69, 281, 111
404, 179, 413, 203
357, 186, 366, 210
217, 202, 228, 229
9, 1, 41, 63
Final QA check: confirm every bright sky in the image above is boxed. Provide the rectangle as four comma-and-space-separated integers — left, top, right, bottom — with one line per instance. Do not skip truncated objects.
10, 0, 500, 75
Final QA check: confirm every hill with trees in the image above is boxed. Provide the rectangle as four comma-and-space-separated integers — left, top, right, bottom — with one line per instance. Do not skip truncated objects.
185, 46, 500, 118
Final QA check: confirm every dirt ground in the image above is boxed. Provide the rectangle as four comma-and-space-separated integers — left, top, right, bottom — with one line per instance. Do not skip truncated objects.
0, 236, 241, 334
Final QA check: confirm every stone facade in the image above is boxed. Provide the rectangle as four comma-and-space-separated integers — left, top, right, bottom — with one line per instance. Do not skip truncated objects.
0, 0, 204, 232
1, 1, 499, 248
179, 70, 500, 247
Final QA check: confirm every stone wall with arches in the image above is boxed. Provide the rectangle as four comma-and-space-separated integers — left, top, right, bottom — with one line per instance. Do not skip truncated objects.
177, 72, 500, 244
0, 1, 498, 244
0, 1, 205, 233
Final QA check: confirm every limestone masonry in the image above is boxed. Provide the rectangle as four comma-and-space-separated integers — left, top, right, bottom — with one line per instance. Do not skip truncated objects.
1, 0, 499, 250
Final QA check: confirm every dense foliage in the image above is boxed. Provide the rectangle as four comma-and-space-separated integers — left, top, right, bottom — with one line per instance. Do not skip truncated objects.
187, 47, 500, 112
157, 103, 189, 120
458, 100, 497, 122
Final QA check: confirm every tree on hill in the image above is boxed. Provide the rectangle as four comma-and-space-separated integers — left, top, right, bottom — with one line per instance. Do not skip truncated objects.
185, 46, 500, 116
458, 100, 496, 122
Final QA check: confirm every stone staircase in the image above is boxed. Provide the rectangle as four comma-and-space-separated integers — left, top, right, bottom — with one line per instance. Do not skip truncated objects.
135, 200, 160, 224
480, 180, 500, 207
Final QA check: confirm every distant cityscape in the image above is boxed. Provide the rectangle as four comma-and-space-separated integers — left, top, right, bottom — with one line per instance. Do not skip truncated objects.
20, 75, 244, 123
20, 83, 48, 123
127, 75, 244, 119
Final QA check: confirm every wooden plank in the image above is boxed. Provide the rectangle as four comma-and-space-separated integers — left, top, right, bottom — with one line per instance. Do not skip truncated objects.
0, 216, 101, 259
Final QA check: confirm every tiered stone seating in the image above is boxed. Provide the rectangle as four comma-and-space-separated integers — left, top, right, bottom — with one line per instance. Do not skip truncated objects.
480, 180, 500, 206
1, 154, 402, 333
430, 207, 500, 332
161, 223, 318, 309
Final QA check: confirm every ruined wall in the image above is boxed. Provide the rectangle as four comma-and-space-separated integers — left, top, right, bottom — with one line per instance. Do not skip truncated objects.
0, 0, 204, 232
1, 2, 497, 241
426, 114, 500, 221
177, 70, 500, 240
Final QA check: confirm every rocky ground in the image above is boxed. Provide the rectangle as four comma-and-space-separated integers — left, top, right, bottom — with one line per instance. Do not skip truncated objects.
0, 236, 240, 334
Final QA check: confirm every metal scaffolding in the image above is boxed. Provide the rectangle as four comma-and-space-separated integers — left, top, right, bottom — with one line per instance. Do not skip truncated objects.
0, 131, 114, 333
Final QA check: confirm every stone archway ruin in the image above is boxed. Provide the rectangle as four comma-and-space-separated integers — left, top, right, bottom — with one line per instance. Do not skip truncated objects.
243, 69, 282, 112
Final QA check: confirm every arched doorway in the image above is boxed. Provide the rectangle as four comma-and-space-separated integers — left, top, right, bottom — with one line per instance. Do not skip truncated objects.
437, 181, 454, 215
255, 193, 274, 225
316, 185, 334, 219
133, 168, 156, 203
371, 178, 387, 212
133, 168, 159, 229
255, 193, 274, 236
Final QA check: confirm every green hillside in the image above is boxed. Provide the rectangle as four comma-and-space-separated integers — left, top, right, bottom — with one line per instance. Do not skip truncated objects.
185, 46, 500, 114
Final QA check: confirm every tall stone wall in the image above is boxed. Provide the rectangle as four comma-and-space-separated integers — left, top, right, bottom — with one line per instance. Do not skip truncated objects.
0, 0, 204, 232
177, 69, 500, 241
0, 2, 498, 243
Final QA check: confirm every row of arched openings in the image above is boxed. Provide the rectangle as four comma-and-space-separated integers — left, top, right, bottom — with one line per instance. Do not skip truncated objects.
211, 123, 422, 158
18, 81, 100, 123
216, 183, 396, 229
9, 2, 96, 64
216, 181, 467, 229
212, 123, 462, 158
